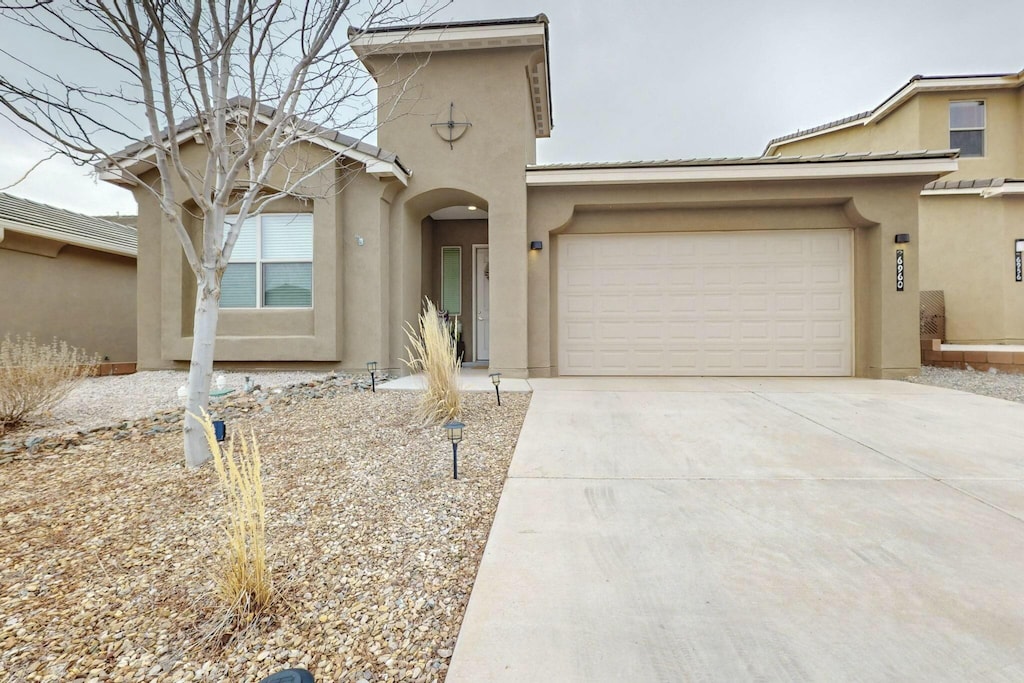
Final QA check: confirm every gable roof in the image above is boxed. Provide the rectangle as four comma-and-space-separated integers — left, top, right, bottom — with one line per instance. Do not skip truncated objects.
0, 193, 137, 257
98, 97, 409, 187
765, 67, 1024, 155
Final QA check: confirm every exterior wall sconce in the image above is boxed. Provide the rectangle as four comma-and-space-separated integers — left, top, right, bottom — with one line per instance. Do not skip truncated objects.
444, 421, 465, 479
530, 241, 543, 250
355, 235, 365, 246
367, 361, 377, 392
489, 372, 502, 406
894, 233, 911, 244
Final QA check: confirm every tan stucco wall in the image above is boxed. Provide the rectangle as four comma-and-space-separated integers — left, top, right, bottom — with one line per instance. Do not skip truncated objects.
132, 140, 397, 371
775, 87, 1023, 182
366, 45, 542, 377
526, 177, 927, 379
0, 236, 136, 361
920, 196, 1024, 344
773, 85, 1024, 346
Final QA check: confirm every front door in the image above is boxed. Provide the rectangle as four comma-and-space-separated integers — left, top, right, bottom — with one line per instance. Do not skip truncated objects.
474, 246, 490, 361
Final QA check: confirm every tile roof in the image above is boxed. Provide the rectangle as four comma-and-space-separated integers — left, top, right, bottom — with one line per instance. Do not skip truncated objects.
765, 111, 873, 148
529, 149, 958, 171
922, 177, 1024, 191
0, 193, 137, 257
106, 96, 408, 177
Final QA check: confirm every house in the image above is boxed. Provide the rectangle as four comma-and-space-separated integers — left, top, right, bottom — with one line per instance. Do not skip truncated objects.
0, 192, 137, 362
766, 69, 1024, 346
103, 15, 958, 379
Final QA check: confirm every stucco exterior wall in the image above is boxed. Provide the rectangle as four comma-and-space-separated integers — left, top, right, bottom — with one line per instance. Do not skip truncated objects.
367, 45, 542, 377
773, 84, 1024, 346
132, 139, 396, 371
920, 196, 1024, 344
526, 177, 926, 379
0, 237, 136, 361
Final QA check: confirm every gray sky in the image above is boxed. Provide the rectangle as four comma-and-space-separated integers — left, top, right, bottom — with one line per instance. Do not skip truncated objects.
3, 0, 1024, 215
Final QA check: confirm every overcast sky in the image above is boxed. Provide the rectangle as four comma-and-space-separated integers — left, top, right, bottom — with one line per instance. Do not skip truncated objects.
2, 0, 1024, 216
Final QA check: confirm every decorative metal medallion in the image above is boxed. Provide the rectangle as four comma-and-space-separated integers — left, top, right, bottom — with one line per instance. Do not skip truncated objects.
896, 249, 905, 292
432, 102, 472, 149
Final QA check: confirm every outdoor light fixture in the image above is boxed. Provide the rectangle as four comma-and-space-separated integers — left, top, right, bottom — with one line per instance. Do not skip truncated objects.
213, 420, 226, 443
1015, 238, 1024, 253
367, 361, 378, 393
489, 372, 502, 406
530, 240, 543, 250
467, 205, 478, 211
444, 421, 465, 479
894, 233, 911, 244
355, 235, 365, 246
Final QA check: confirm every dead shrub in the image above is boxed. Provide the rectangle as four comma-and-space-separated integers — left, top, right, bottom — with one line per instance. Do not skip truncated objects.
404, 298, 462, 425
195, 412, 272, 625
0, 334, 98, 434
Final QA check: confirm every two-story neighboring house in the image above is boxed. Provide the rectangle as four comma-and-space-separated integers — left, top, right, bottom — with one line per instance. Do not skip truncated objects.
766, 70, 1024, 346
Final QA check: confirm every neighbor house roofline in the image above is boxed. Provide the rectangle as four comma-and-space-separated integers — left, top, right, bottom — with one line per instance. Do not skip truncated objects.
764, 68, 1024, 155
97, 96, 410, 188
349, 14, 553, 138
0, 192, 137, 257
525, 150, 959, 186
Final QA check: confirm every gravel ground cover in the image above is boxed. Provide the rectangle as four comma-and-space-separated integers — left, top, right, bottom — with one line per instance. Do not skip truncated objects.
14, 370, 342, 440
0, 387, 530, 682
903, 365, 1024, 404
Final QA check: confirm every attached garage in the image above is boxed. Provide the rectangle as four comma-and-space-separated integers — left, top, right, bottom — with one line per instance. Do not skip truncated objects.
557, 229, 853, 376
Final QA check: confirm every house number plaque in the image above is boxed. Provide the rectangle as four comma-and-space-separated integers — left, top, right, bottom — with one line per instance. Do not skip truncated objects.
1016, 251, 1022, 282
896, 249, 905, 292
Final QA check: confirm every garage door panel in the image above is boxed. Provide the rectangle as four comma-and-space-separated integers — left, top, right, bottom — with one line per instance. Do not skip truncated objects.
558, 230, 852, 376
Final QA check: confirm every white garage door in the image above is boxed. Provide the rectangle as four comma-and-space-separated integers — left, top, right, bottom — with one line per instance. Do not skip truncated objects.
557, 230, 853, 376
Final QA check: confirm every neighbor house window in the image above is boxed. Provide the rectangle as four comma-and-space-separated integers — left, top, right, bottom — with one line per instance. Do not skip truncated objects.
949, 101, 985, 157
221, 213, 313, 308
440, 246, 461, 314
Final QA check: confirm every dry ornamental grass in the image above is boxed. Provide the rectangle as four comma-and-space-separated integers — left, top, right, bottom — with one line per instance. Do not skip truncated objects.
0, 386, 530, 682
0, 335, 98, 435
404, 299, 462, 426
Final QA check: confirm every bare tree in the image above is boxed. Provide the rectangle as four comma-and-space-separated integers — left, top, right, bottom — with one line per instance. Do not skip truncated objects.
0, 0, 443, 466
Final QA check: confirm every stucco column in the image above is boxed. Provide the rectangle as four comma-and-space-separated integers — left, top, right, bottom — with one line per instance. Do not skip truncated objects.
488, 197, 529, 378
851, 189, 921, 378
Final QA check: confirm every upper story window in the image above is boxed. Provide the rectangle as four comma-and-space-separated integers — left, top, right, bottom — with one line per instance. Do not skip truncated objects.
949, 101, 985, 157
221, 213, 313, 309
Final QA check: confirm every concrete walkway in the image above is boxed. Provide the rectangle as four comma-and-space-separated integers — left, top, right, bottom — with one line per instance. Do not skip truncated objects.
379, 368, 532, 392
447, 377, 1024, 682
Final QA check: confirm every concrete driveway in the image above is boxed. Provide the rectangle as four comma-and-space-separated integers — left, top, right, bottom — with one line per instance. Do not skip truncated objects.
447, 378, 1024, 682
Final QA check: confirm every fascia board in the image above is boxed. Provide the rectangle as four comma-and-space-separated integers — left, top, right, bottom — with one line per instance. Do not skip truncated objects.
525, 159, 959, 187
921, 188, 986, 196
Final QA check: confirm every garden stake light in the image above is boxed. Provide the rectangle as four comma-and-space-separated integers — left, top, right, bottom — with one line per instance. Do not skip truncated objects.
444, 421, 464, 480
367, 360, 378, 393
489, 372, 502, 406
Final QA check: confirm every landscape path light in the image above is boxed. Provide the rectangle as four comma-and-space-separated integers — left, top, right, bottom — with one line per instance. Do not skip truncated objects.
367, 361, 378, 393
444, 421, 465, 480
489, 372, 502, 406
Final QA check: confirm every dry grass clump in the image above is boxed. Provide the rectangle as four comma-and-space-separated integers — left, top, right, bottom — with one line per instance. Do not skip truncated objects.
195, 412, 272, 625
0, 333, 98, 434
404, 298, 462, 425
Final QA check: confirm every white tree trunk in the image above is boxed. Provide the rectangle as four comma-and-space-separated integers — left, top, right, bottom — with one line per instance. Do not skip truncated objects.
183, 272, 220, 468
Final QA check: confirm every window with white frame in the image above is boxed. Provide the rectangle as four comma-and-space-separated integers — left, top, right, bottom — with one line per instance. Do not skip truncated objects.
221, 213, 313, 308
949, 101, 985, 157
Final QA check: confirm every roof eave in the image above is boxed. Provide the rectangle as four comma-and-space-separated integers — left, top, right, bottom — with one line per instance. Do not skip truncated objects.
526, 155, 959, 187
0, 218, 137, 258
